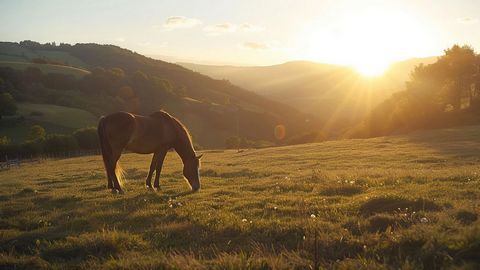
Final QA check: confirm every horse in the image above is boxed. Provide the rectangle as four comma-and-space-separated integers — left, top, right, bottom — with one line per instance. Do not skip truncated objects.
97, 110, 202, 193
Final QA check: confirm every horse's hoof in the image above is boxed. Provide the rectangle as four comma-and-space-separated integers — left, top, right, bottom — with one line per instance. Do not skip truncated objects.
111, 189, 124, 195
153, 187, 160, 192
146, 185, 153, 190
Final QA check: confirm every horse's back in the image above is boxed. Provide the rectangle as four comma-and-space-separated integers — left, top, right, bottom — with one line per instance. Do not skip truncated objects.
128, 111, 176, 153
100, 111, 176, 154
101, 112, 137, 147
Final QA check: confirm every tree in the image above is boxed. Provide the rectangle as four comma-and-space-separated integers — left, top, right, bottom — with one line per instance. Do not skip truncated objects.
44, 134, 78, 154
27, 125, 46, 141
0, 92, 17, 119
0, 136, 10, 146
436, 45, 477, 111
225, 136, 240, 149
73, 127, 99, 150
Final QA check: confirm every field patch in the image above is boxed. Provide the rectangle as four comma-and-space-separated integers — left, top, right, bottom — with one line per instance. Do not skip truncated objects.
0, 61, 89, 78
0, 103, 97, 142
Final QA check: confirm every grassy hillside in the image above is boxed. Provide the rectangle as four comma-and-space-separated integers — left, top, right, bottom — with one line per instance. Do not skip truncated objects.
0, 103, 97, 142
0, 125, 479, 269
180, 58, 438, 135
0, 42, 89, 68
0, 61, 90, 78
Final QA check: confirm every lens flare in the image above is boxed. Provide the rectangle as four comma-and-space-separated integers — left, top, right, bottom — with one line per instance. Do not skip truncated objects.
274, 125, 286, 140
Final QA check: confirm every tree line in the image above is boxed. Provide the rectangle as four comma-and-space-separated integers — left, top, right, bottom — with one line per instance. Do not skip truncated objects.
349, 45, 480, 138
0, 126, 98, 161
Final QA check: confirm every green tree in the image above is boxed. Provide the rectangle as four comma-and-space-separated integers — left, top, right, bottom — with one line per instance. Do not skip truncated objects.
0, 136, 10, 146
0, 92, 17, 119
44, 134, 78, 154
225, 136, 240, 149
27, 125, 46, 141
436, 45, 477, 111
73, 127, 99, 150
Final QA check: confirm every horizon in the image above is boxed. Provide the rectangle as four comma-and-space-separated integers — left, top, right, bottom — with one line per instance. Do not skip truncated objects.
2, 0, 480, 75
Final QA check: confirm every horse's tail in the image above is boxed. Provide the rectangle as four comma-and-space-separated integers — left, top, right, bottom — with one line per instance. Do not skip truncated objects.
115, 163, 125, 188
98, 116, 124, 188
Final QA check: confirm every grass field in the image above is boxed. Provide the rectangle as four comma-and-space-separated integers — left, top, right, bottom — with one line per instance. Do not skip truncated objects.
0, 125, 479, 269
0, 61, 90, 78
0, 103, 97, 142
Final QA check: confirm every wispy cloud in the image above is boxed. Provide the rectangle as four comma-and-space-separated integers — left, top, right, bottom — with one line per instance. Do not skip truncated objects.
456, 17, 478, 25
137, 41, 152, 47
203, 22, 237, 36
203, 22, 264, 36
239, 23, 264, 32
161, 16, 202, 31
113, 37, 126, 42
242, 42, 269, 50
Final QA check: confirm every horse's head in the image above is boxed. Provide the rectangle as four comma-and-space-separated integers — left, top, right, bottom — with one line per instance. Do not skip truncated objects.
183, 154, 203, 192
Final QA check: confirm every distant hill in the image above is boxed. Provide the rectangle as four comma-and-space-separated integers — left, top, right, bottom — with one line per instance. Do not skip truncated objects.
180, 57, 437, 134
0, 41, 316, 148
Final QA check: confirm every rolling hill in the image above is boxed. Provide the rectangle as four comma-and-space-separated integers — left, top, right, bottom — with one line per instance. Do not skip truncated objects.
0, 41, 317, 148
180, 57, 438, 134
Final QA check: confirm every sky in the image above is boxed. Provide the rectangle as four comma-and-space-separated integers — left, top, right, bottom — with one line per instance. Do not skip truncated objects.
1, 0, 480, 69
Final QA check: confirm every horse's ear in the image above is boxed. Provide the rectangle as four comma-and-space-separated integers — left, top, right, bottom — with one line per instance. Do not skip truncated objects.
196, 154, 204, 160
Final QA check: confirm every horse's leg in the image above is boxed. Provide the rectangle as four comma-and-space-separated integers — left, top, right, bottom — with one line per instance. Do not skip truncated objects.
153, 148, 168, 191
106, 167, 114, 189
145, 153, 158, 189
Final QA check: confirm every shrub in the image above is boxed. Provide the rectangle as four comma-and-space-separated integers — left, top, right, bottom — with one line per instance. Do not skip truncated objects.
44, 134, 78, 154
72, 127, 98, 150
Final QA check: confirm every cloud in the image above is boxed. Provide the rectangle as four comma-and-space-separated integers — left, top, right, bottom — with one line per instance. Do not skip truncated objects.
456, 17, 478, 24
113, 37, 126, 42
239, 23, 264, 32
203, 22, 237, 36
242, 42, 269, 50
203, 22, 264, 36
137, 41, 152, 47
162, 16, 201, 30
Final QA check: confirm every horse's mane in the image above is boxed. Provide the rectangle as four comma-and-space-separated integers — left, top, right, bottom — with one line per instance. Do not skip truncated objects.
149, 111, 194, 152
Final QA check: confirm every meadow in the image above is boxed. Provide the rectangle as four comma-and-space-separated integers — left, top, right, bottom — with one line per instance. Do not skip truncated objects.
0, 125, 479, 269
0, 103, 97, 143
0, 61, 90, 78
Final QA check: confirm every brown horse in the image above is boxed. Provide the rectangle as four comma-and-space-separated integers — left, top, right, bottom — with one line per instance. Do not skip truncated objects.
97, 110, 202, 193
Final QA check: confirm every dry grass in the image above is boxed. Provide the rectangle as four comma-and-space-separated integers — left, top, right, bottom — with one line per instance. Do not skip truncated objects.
1, 125, 480, 269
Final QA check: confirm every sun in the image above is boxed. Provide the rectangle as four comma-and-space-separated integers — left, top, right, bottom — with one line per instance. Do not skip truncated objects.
297, 5, 433, 76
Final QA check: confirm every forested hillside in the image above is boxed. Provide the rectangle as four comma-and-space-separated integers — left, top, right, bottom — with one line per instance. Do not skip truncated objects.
0, 41, 317, 149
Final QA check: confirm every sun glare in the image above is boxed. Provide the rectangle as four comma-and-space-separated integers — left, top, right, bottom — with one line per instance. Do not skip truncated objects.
297, 5, 433, 76
352, 61, 390, 77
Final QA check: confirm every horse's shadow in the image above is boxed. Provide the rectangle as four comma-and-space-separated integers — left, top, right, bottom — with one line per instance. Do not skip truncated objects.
109, 189, 194, 212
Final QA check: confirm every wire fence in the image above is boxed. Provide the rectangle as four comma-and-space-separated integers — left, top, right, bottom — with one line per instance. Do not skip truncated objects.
0, 149, 102, 170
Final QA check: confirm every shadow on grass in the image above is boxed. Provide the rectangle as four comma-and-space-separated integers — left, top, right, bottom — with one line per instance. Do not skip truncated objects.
320, 185, 364, 196
359, 196, 441, 216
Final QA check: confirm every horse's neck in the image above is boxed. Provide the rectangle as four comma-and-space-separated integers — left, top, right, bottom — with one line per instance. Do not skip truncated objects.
174, 139, 195, 162
171, 123, 195, 162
